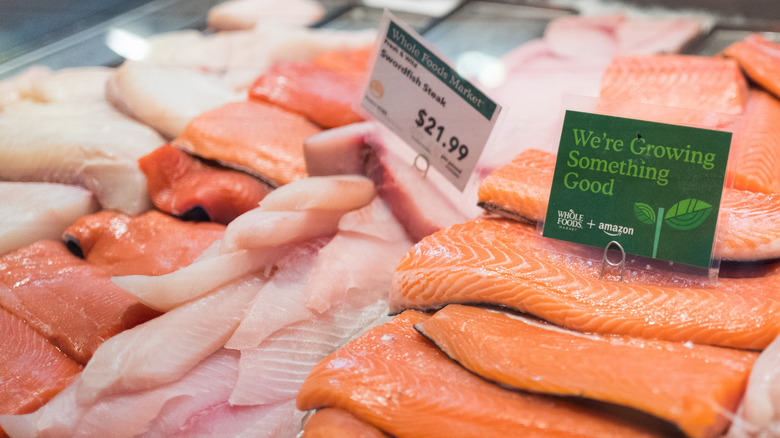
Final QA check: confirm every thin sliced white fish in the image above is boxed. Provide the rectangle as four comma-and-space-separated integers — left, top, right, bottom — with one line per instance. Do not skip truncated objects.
207, 0, 325, 31
76, 275, 261, 404
225, 238, 328, 350
167, 398, 304, 438
229, 299, 390, 406
112, 246, 285, 312
0, 100, 164, 214
258, 175, 376, 212
220, 209, 344, 252
106, 62, 243, 139
0, 182, 99, 256
15, 67, 114, 103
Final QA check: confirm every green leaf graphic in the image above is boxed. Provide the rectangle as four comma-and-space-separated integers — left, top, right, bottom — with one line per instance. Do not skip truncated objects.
664, 199, 712, 231
633, 203, 656, 225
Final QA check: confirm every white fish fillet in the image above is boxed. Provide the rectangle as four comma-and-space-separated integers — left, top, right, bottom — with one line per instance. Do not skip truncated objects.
0, 182, 99, 256
727, 335, 780, 438
220, 209, 345, 252
112, 246, 284, 312
207, 0, 325, 31
0, 100, 164, 214
106, 61, 243, 139
76, 275, 260, 404
14, 67, 114, 103
258, 175, 376, 212
166, 398, 304, 438
229, 300, 391, 406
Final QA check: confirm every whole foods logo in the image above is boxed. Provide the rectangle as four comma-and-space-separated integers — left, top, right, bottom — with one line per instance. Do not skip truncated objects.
556, 209, 583, 231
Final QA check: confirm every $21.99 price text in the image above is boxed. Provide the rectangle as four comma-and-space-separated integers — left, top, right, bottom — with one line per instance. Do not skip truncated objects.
415, 109, 469, 161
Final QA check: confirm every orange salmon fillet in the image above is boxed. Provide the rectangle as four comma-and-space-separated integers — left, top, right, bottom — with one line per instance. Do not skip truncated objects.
477, 148, 780, 261
723, 34, 780, 101
390, 217, 780, 350
298, 311, 667, 438
302, 408, 388, 438
417, 304, 758, 438
172, 100, 322, 186
0, 241, 160, 364
729, 88, 780, 194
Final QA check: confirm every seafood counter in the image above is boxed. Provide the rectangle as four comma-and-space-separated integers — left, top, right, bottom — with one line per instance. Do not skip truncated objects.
1, 0, 780, 437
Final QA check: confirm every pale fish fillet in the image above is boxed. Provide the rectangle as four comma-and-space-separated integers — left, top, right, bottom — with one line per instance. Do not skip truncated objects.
0, 100, 164, 214
220, 209, 346, 252
304, 199, 411, 314
207, 0, 325, 31
106, 61, 243, 139
728, 335, 780, 438
112, 246, 283, 312
12, 66, 113, 103
225, 239, 329, 351
229, 300, 390, 406
0, 182, 98, 256
258, 175, 376, 212
76, 275, 260, 404
0, 349, 239, 438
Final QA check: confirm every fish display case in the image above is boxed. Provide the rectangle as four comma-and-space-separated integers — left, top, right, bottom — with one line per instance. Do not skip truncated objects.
2, 1, 780, 437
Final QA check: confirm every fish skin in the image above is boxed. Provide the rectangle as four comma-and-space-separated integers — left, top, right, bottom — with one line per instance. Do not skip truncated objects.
302, 408, 388, 438
0, 308, 81, 417
63, 210, 225, 277
416, 304, 758, 438
0, 182, 99, 256
138, 144, 273, 224
477, 148, 780, 261
723, 34, 780, 102
0, 241, 160, 364
297, 311, 666, 438
249, 60, 365, 129
391, 217, 780, 350
171, 100, 322, 187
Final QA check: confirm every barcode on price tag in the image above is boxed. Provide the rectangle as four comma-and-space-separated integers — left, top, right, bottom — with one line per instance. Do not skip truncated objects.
361, 10, 502, 191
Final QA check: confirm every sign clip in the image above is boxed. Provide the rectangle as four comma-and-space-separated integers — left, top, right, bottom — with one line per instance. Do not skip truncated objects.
601, 240, 626, 282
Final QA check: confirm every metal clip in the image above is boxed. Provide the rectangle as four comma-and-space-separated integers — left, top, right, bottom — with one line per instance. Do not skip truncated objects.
601, 240, 626, 282
412, 153, 430, 178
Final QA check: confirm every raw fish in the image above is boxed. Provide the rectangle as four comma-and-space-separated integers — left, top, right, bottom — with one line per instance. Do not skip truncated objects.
138, 144, 273, 224
476, 148, 780, 261
0, 182, 98, 256
303, 122, 473, 241
417, 304, 758, 438
0, 100, 164, 214
249, 60, 365, 128
723, 34, 780, 101
297, 311, 666, 438
63, 210, 225, 276
13, 67, 113, 103
302, 408, 388, 438
390, 217, 780, 350
106, 62, 243, 139
77, 274, 261, 403
0, 241, 160, 364
207, 0, 325, 31
728, 333, 780, 438
729, 88, 780, 195
258, 175, 376, 212
0, 308, 81, 418
171, 100, 322, 186
220, 210, 345, 252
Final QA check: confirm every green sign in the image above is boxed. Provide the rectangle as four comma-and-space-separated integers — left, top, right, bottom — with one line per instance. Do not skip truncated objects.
542, 110, 731, 269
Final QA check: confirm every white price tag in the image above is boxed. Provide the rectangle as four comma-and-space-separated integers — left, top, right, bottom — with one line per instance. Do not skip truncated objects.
361, 11, 502, 191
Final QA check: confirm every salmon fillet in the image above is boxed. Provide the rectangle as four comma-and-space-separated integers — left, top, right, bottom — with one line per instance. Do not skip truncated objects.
138, 145, 272, 224
249, 60, 365, 129
417, 304, 758, 438
600, 54, 748, 116
390, 217, 780, 350
0, 241, 160, 364
729, 88, 780, 194
63, 210, 225, 277
297, 311, 667, 438
0, 307, 81, 416
172, 100, 322, 186
723, 34, 780, 101
302, 408, 388, 438
477, 148, 780, 261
